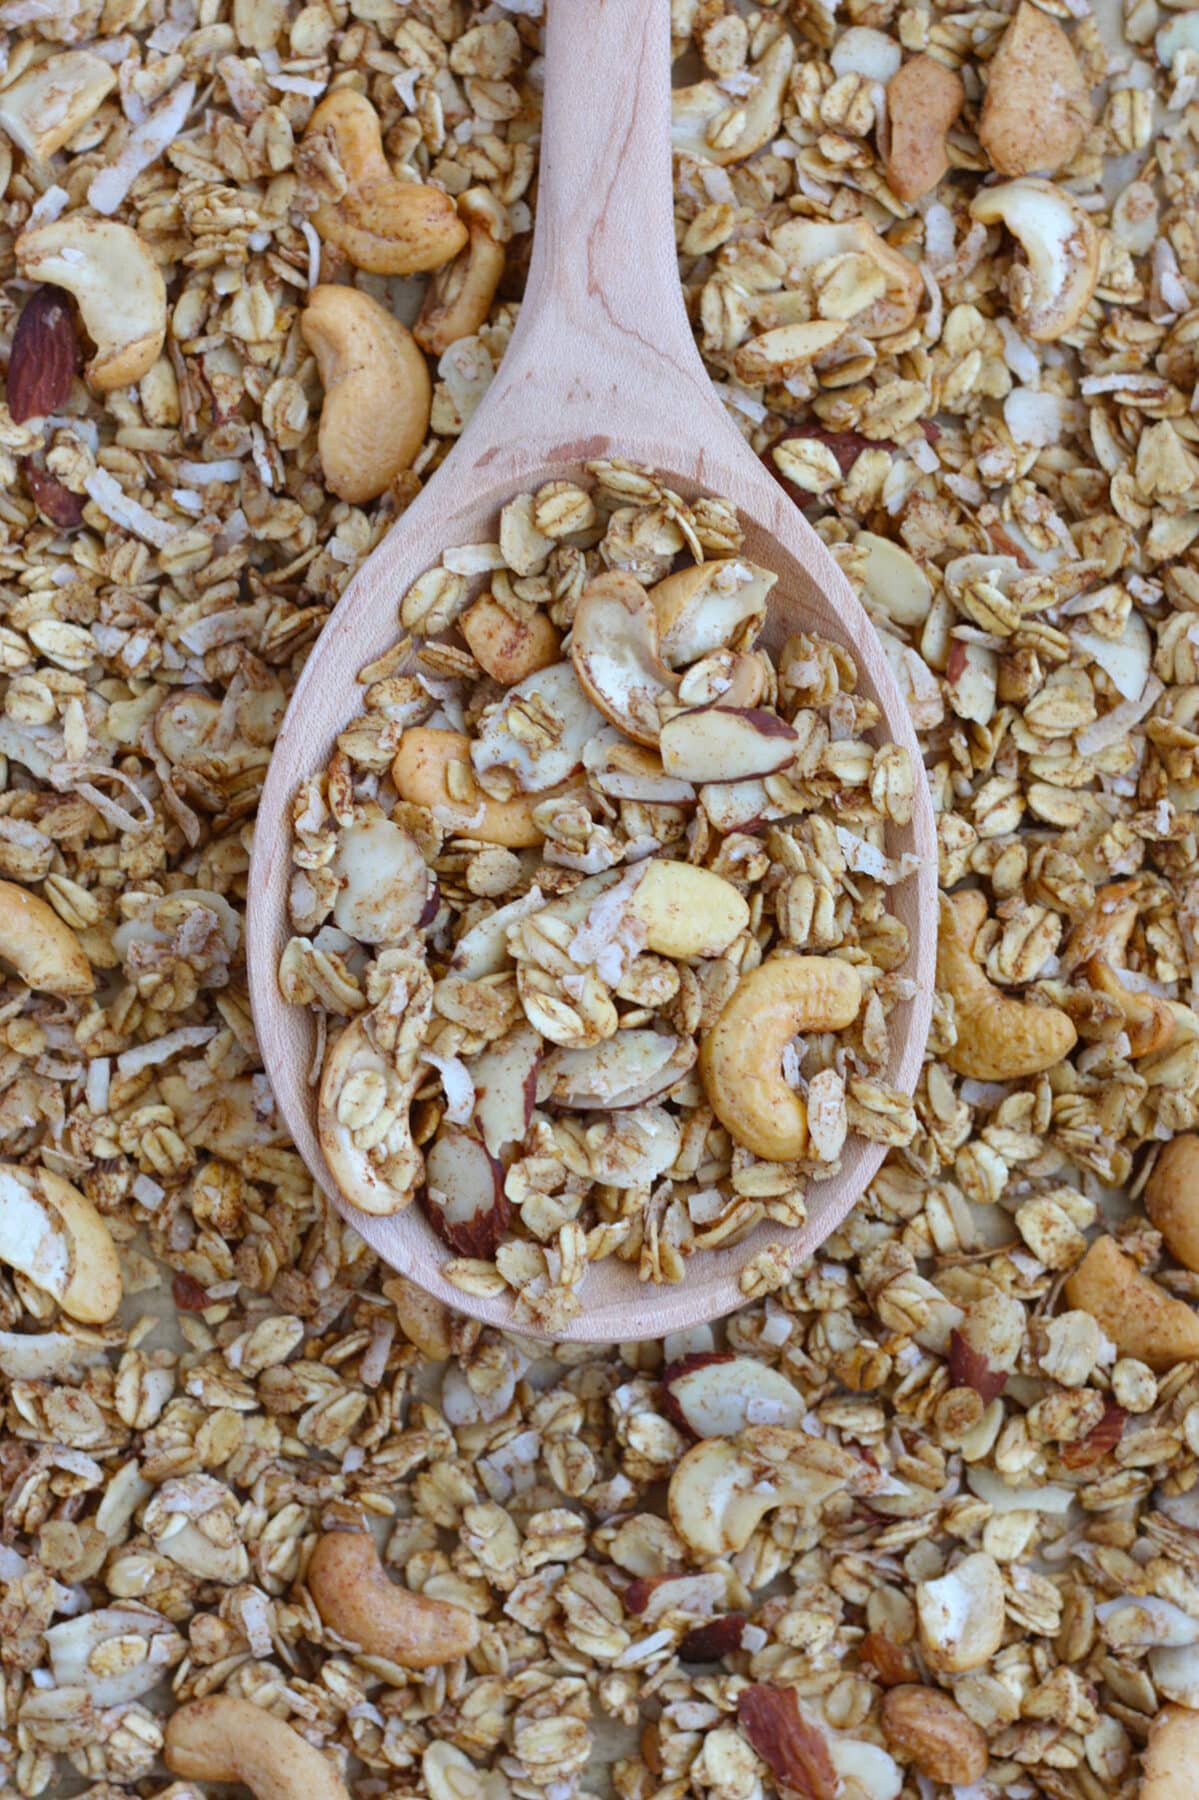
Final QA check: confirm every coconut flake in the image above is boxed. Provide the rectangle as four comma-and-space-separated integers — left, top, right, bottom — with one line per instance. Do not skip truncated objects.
421, 1049, 475, 1125
88, 79, 195, 215
28, 185, 69, 225
177, 458, 243, 485
84, 467, 179, 548
116, 1024, 216, 1078
568, 867, 650, 986
1075, 673, 1164, 753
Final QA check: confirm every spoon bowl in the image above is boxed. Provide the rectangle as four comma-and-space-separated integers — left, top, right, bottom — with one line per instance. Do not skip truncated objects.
247, 0, 937, 1341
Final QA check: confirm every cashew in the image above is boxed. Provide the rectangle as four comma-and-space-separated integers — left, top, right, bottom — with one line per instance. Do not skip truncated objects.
0, 50, 115, 161
1063, 1236, 1199, 1372
671, 33, 794, 167
699, 955, 862, 1160
303, 89, 467, 275
1143, 1703, 1199, 1800
969, 179, 1098, 341
308, 1529, 480, 1667
317, 965, 432, 1216
1082, 957, 1174, 1057
392, 727, 579, 847
669, 1428, 876, 1557
0, 880, 93, 993
1146, 1137, 1199, 1275
570, 571, 680, 745
916, 1553, 1005, 1673
461, 591, 561, 686
938, 890, 1076, 1080
164, 1696, 351, 1800
0, 1162, 121, 1323
415, 187, 507, 356
978, 3, 1091, 178
884, 56, 965, 202
15, 218, 166, 393
629, 861, 749, 959
301, 284, 431, 504
767, 216, 924, 339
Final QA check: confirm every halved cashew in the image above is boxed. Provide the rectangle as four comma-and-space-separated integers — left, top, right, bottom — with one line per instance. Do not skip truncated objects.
331, 815, 433, 942
383, 1272, 456, 1360
570, 572, 679, 745
301, 284, 431, 504
164, 1697, 351, 1800
938, 890, 1076, 1080
671, 34, 794, 167
699, 955, 862, 1160
303, 89, 467, 275
978, 2, 1091, 178
1063, 1236, 1199, 1372
461, 592, 560, 686
0, 1162, 121, 1323
768, 216, 924, 338
415, 187, 507, 356
884, 56, 965, 202
1063, 882, 1173, 1059
1143, 1703, 1199, 1800
317, 968, 432, 1216
630, 861, 749, 958
1083, 958, 1174, 1057
392, 727, 577, 846
1146, 1137, 1199, 1275
668, 1427, 875, 1557
308, 1529, 480, 1667
0, 879, 93, 994
16, 219, 166, 393
649, 559, 777, 668
969, 179, 1098, 341
0, 50, 115, 161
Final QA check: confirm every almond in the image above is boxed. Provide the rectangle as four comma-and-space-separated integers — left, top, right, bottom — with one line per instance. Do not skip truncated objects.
1059, 1399, 1126, 1469
421, 1127, 509, 1257
23, 458, 84, 529
737, 1684, 838, 1800
881, 1684, 988, 1786
679, 1613, 747, 1662
7, 285, 79, 423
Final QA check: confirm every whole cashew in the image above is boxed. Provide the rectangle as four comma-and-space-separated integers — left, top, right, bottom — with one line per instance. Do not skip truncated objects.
301, 284, 432, 504
164, 1696, 350, 1800
415, 187, 507, 356
16, 219, 166, 394
1063, 1236, 1199, 1372
0, 1162, 121, 1323
1146, 1136, 1199, 1275
699, 955, 862, 1161
1143, 1702, 1199, 1800
392, 727, 578, 847
938, 890, 1076, 1080
0, 880, 93, 994
1063, 882, 1174, 1059
307, 1529, 480, 1667
303, 90, 467, 275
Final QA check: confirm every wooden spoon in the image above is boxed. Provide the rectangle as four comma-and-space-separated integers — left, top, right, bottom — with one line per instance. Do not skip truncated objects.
247, 0, 937, 1341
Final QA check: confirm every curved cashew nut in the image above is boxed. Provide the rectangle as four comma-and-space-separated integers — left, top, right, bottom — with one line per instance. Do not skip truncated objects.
308, 1529, 480, 1667
699, 955, 861, 1160
392, 727, 579, 847
969, 179, 1098, 341
1146, 1136, 1199, 1276
1143, 1702, 1199, 1800
318, 1001, 426, 1218
1063, 1236, 1199, 1372
1063, 882, 1174, 1059
302, 284, 431, 504
164, 1697, 350, 1800
0, 1162, 121, 1323
938, 890, 1076, 1080
16, 219, 166, 393
303, 89, 467, 275
0, 880, 93, 994
415, 187, 507, 356
669, 1428, 874, 1558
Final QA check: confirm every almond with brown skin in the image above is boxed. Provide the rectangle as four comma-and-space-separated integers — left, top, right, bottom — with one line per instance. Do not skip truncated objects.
1060, 1400, 1127, 1469
737, 1685, 838, 1800
882, 1684, 989, 1786
23, 458, 84, 529
7, 285, 79, 422
679, 1613, 747, 1662
947, 1329, 1009, 1402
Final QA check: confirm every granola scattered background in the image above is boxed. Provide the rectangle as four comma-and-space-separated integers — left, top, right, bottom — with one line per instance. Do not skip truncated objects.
0, 0, 1197, 1796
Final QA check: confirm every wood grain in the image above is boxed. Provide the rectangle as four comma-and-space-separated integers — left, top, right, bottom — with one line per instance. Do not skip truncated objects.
246, 0, 937, 1341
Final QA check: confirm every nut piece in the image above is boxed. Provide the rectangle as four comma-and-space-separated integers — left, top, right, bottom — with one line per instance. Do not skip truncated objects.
979, 3, 1092, 177
0, 50, 116, 161
393, 727, 575, 847
317, 990, 429, 1217
767, 216, 924, 339
1143, 1703, 1199, 1800
630, 860, 749, 959
916, 1553, 1005, 1672
570, 572, 680, 745
308, 1529, 480, 1667
301, 284, 432, 504
884, 57, 965, 202
649, 559, 777, 668
969, 178, 1098, 341
938, 890, 1076, 1079
0, 879, 93, 994
303, 89, 467, 275
331, 816, 433, 943
0, 1162, 121, 1323
414, 187, 507, 355
1063, 1236, 1199, 1372
16, 219, 166, 393
671, 34, 795, 167
1146, 1137, 1199, 1274
881, 1685, 989, 1786
661, 1353, 804, 1438
461, 592, 560, 686
164, 1696, 351, 1800
699, 956, 862, 1160
383, 1273, 455, 1360
659, 706, 798, 782
669, 1428, 870, 1557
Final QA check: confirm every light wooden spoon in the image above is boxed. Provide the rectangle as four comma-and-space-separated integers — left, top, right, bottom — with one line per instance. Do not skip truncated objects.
247, 0, 937, 1342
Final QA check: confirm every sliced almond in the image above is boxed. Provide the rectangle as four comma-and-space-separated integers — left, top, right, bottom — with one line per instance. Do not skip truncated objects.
0, 1163, 121, 1324
699, 778, 779, 834
970, 178, 1099, 341
677, 651, 767, 710
857, 532, 933, 627
585, 735, 697, 805
331, 816, 433, 943
540, 1030, 695, 1109
660, 705, 798, 783
661, 1353, 805, 1438
649, 559, 777, 668
422, 1125, 509, 1257
569, 571, 679, 745
1070, 608, 1151, 701
467, 1024, 541, 1158
450, 887, 546, 979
